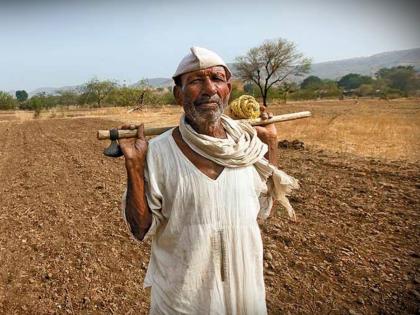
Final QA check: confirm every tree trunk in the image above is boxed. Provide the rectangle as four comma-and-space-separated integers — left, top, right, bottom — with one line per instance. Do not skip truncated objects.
256, 84, 267, 107
139, 91, 145, 105
262, 88, 268, 107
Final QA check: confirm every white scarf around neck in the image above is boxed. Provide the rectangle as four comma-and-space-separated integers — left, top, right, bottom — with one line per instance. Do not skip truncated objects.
179, 114, 299, 220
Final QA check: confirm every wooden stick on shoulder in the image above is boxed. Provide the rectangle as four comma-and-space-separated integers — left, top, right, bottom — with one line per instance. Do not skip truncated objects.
96, 111, 311, 140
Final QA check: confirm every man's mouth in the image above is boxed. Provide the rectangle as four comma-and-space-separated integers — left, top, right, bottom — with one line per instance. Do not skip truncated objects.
196, 102, 219, 109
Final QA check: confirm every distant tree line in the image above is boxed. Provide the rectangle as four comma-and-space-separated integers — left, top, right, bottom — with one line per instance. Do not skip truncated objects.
0, 66, 419, 111
0, 78, 176, 110
231, 65, 420, 104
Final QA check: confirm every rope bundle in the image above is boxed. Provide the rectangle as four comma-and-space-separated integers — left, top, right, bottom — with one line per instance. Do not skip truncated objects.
229, 95, 260, 119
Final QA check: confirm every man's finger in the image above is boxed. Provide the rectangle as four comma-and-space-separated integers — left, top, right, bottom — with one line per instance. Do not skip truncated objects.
268, 112, 274, 119
119, 124, 131, 130
137, 123, 146, 140
260, 112, 269, 120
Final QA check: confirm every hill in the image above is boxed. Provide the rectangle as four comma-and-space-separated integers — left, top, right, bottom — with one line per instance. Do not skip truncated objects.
130, 78, 173, 89
308, 48, 420, 80
29, 85, 81, 97
27, 48, 420, 95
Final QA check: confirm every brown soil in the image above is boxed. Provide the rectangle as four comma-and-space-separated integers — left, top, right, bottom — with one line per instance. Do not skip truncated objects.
0, 118, 419, 314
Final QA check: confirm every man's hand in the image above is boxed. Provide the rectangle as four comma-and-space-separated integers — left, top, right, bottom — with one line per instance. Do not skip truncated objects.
119, 123, 152, 241
254, 105, 277, 144
254, 106, 278, 165
118, 124, 148, 168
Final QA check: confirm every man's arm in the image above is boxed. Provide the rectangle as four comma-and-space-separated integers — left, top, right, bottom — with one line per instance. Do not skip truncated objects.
119, 124, 153, 241
255, 123, 278, 165
254, 107, 278, 166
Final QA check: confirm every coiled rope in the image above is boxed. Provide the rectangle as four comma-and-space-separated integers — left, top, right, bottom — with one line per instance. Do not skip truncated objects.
229, 95, 260, 119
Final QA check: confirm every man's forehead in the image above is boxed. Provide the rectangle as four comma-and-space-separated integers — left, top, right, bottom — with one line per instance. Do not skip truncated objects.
183, 66, 227, 78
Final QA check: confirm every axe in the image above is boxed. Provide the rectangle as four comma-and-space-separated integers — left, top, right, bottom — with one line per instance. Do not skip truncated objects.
97, 111, 311, 157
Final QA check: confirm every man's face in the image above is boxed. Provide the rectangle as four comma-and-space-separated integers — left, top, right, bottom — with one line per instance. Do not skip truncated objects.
174, 66, 232, 125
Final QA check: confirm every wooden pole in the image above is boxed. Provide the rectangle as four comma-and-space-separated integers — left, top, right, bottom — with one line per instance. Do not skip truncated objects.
96, 111, 311, 140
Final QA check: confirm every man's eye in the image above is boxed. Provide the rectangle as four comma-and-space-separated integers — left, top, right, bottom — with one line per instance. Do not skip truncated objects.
189, 79, 202, 84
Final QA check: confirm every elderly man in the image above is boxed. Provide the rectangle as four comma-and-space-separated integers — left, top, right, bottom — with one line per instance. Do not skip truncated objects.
119, 47, 297, 315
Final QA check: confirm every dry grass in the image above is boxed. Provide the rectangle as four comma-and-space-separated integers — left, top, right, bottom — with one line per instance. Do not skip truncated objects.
1, 98, 419, 161
272, 98, 420, 162
0, 110, 33, 122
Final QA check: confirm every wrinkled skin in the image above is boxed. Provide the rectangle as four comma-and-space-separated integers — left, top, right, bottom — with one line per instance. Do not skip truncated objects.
120, 65, 278, 240
174, 66, 231, 137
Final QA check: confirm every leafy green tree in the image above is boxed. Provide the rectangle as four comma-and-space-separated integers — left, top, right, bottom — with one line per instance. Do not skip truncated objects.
57, 90, 79, 106
376, 66, 420, 96
235, 38, 311, 106
355, 84, 375, 97
297, 77, 341, 100
81, 78, 117, 107
319, 79, 341, 98
370, 78, 388, 98
22, 92, 58, 110
77, 91, 97, 106
279, 82, 298, 103
159, 91, 177, 105
15, 90, 28, 102
20, 94, 42, 111
338, 73, 372, 90
300, 75, 323, 90
108, 86, 146, 107
0, 91, 17, 110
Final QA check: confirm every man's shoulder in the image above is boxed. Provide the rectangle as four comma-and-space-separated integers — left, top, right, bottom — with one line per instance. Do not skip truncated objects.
148, 128, 175, 152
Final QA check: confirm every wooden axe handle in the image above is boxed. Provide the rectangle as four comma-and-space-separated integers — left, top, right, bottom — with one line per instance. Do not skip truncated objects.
96, 111, 311, 140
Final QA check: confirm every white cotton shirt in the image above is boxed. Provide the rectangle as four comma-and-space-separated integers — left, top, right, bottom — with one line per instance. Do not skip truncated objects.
122, 129, 273, 315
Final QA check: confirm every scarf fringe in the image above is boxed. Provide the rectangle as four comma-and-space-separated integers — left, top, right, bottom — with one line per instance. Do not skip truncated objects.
270, 167, 299, 221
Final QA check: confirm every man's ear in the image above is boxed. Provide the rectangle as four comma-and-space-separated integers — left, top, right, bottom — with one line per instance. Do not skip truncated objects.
227, 81, 232, 94
226, 81, 233, 101
173, 86, 183, 106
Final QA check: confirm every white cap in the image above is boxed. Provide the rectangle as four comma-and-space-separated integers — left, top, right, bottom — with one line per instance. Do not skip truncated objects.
172, 46, 232, 81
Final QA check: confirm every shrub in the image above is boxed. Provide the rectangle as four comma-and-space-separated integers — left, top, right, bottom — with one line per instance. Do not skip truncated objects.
22, 93, 58, 110
356, 84, 375, 97
0, 91, 17, 110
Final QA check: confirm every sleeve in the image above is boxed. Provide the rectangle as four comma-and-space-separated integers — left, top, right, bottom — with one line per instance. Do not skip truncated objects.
121, 145, 165, 242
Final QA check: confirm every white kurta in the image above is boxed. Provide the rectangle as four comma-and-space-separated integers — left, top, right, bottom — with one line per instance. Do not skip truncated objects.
122, 129, 273, 315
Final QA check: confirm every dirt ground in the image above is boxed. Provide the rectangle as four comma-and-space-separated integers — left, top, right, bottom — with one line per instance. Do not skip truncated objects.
0, 101, 419, 314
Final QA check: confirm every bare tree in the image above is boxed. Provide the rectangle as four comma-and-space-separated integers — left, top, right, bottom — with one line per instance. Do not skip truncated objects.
235, 39, 311, 106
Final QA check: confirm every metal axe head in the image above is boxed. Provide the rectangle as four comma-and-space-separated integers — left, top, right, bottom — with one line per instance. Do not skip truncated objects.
103, 128, 123, 157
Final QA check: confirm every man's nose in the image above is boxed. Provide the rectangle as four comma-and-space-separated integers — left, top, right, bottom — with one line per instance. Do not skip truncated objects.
202, 77, 217, 96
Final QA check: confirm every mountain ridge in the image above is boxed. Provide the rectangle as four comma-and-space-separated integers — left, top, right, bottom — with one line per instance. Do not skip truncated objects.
25, 47, 420, 96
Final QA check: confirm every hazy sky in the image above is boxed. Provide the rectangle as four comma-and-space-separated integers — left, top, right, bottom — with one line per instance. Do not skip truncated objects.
1, 0, 419, 91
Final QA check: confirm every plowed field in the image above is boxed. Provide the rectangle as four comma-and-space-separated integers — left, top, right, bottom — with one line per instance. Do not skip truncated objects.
0, 101, 419, 314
